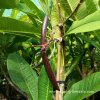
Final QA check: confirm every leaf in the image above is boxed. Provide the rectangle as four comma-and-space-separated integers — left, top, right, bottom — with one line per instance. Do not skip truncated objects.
7, 53, 38, 100
0, 9, 5, 16
38, 67, 53, 100
21, 0, 40, 13
11, 9, 20, 18
0, 0, 19, 9
16, 1, 44, 29
78, 34, 100, 50
16, 3, 40, 24
93, 30, 100, 42
65, 52, 84, 77
66, 10, 100, 35
20, 0, 44, 20
0, 17, 39, 37
76, 1, 88, 20
85, 0, 97, 14
60, 0, 98, 20
60, 0, 88, 20
0, 34, 15, 47
76, 0, 97, 19
64, 72, 100, 100
39, 0, 53, 15
60, 0, 72, 16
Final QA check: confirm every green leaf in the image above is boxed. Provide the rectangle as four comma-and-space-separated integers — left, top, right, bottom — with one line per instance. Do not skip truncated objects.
20, 0, 44, 20
0, 9, 5, 16
78, 34, 100, 50
16, 1, 44, 29
60, 0, 72, 16
60, 0, 87, 20
76, 1, 88, 20
16, 3, 41, 24
21, 0, 40, 13
7, 53, 38, 100
76, 0, 97, 19
65, 52, 84, 77
38, 67, 53, 100
64, 72, 100, 100
85, 0, 97, 14
10, 9, 20, 18
0, 17, 39, 37
39, 0, 53, 15
66, 10, 100, 35
0, 0, 19, 9
60, 0, 97, 20
93, 30, 100, 42
0, 34, 15, 47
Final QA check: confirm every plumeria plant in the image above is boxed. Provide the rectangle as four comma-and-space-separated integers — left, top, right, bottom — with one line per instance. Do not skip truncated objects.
0, 0, 100, 100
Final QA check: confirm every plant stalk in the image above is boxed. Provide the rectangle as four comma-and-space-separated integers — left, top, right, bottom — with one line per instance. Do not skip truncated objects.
55, 0, 65, 99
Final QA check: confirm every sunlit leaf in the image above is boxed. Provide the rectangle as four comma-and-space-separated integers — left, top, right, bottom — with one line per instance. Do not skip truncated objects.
20, 0, 44, 20
66, 10, 100, 35
0, 17, 39, 38
64, 72, 100, 100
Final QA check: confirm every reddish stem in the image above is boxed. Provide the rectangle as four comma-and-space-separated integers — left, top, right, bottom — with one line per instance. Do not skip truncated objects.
41, 15, 60, 91
41, 51, 60, 90
41, 15, 48, 44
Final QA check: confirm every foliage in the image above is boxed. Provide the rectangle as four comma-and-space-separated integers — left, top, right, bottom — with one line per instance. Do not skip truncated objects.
0, 0, 100, 100
7, 53, 38, 100
64, 72, 100, 100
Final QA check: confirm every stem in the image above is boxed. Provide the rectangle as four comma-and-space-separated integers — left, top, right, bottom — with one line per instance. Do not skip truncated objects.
55, 0, 65, 99
77, 67, 83, 77
56, 0, 62, 23
41, 15, 48, 44
56, 42, 61, 100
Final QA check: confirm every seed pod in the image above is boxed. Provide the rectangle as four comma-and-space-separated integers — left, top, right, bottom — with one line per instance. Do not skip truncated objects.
41, 15, 60, 91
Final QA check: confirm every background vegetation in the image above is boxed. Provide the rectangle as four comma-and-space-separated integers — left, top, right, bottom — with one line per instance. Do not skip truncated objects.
0, 0, 100, 100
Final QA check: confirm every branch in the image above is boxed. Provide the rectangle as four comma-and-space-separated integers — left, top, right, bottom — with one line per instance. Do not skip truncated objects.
56, 0, 62, 23
64, 0, 84, 23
